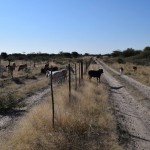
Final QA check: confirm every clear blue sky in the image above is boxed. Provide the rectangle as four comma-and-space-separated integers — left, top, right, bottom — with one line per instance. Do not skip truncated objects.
0, 0, 150, 55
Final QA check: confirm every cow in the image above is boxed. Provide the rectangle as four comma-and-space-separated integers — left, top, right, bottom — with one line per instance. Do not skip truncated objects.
66, 65, 74, 73
6, 62, 16, 78
18, 64, 27, 71
6, 62, 16, 70
41, 66, 58, 74
88, 69, 103, 83
46, 69, 67, 84
133, 66, 137, 72
61, 69, 67, 80
45, 63, 49, 69
119, 67, 124, 75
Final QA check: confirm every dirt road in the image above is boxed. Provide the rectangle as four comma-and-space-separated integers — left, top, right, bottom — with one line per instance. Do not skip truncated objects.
97, 59, 150, 150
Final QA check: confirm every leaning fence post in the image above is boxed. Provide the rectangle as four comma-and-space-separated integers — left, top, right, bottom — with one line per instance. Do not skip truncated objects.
50, 65, 55, 128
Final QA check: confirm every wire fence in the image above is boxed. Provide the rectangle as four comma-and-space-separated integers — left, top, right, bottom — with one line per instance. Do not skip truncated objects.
50, 58, 92, 128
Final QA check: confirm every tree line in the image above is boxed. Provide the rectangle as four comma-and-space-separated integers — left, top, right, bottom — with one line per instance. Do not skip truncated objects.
111, 46, 150, 59
0, 51, 83, 62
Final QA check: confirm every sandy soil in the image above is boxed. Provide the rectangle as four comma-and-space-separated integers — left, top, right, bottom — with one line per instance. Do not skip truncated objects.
97, 59, 150, 150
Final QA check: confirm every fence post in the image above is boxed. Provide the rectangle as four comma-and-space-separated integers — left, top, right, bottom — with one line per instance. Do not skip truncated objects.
75, 63, 77, 90
79, 62, 81, 85
68, 64, 71, 102
50, 65, 55, 128
81, 60, 83, 80
85, 61, 88, 74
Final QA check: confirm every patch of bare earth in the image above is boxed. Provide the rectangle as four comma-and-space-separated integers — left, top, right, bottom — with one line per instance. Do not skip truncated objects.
97, 59, 150, 150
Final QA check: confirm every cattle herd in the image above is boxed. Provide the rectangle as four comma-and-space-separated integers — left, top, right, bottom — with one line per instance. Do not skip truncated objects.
119, 66, 138, 75
0, 61, 75, 85
0, 62, 28, 78
0, 59, 138, 85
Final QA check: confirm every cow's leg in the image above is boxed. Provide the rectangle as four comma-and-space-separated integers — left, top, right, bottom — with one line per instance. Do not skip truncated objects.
89, 76, 91, 81
48, 77, 51, 85
97, 77, 98, 83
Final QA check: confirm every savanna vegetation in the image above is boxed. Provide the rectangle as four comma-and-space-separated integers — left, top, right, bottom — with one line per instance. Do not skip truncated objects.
0, 46, 149, 149
102, 46, 150, 86
0, 53, 93, 111
105, 46, 150, 66
0, 72, 122, 150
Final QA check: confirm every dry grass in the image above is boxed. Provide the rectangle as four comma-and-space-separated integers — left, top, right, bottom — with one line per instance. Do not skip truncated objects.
0, 76, 48, 97
104, 61, 150, 86
0, 79, 122, 150
16, 77, 48, 98
0, 77, 49, 110
0, 59, 61, 103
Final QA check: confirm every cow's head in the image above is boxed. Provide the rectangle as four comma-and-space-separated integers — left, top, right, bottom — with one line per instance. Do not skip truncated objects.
99, 69, 104, 74
46, 70, 50, 77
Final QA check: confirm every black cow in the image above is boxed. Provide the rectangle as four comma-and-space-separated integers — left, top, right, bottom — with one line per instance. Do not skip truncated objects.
41, 66, 58, 74
88, 69, 103, 83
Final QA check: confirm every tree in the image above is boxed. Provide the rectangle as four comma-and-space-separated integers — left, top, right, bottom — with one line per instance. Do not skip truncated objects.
71, 51, 79, 58
111, 50, 122, 57
143, 46, 150, 52
84, 53, 89, 56
122, 48, 135, 57
1, 52, 8, 60
142, 46, 150, 58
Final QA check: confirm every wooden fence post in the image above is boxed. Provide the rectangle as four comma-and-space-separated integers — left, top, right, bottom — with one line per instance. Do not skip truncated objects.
81, 60, 83, 80
79, 62, 80, 85
50, 65, 55, 128
68, 64, 71, 102
85, 61, 88, 74
75, 63, 77, 90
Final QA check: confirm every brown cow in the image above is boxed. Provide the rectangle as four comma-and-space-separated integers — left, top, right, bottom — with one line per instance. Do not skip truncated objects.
18, 64, 27, 71
6, 62, 16, 78
133, 66, 137, 72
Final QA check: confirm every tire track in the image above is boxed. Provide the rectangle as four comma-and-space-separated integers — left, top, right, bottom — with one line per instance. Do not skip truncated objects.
97, 59, 150, 150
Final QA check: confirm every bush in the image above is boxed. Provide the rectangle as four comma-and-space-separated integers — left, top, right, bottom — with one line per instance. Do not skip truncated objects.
117, 58, 126, 64
0, 93, 18, 111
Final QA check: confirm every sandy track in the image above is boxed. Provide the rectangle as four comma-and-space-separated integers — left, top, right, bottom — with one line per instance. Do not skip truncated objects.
97, 59, 150, 150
